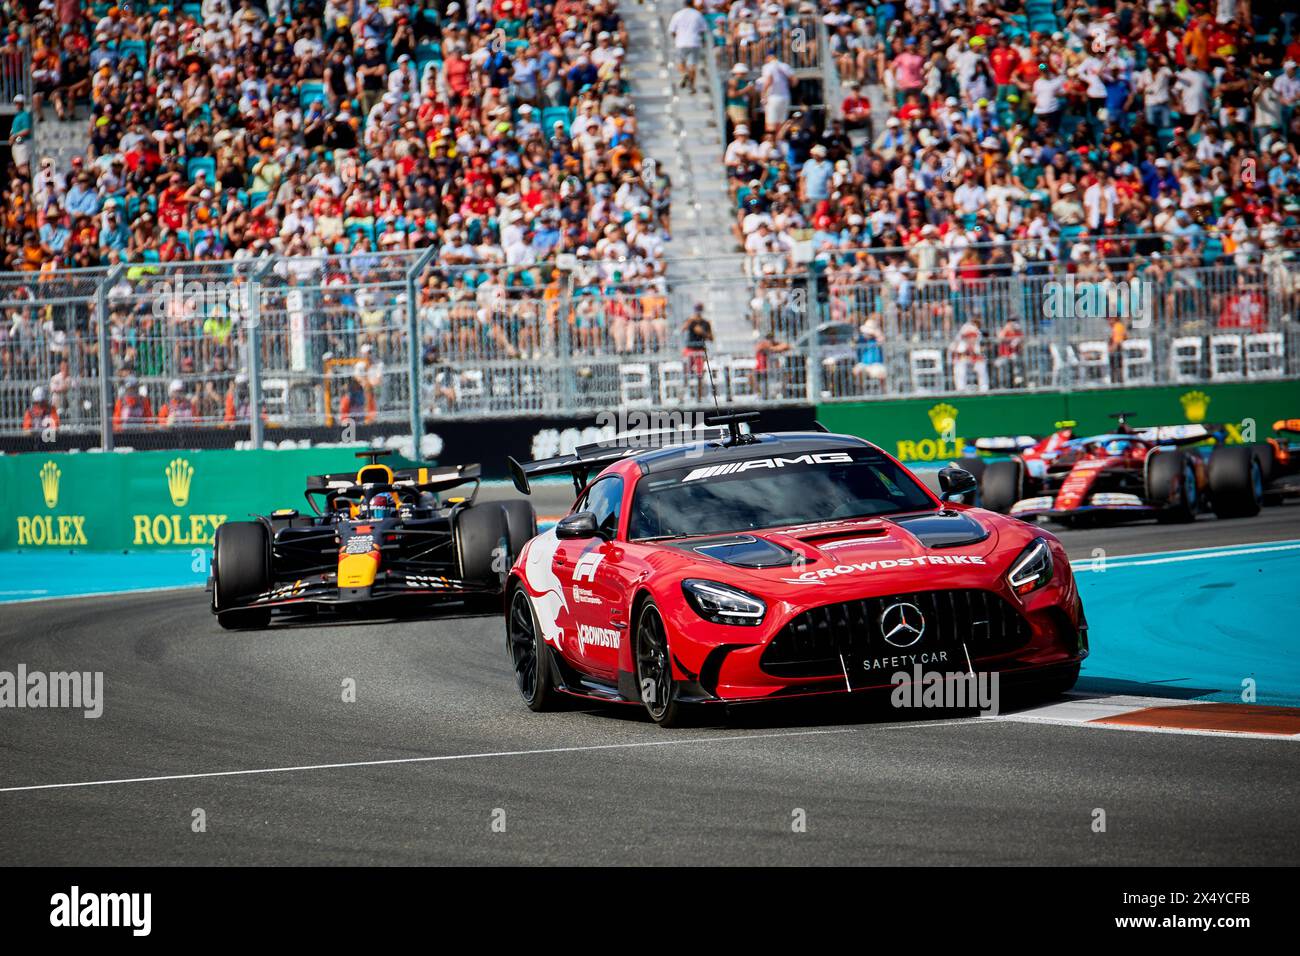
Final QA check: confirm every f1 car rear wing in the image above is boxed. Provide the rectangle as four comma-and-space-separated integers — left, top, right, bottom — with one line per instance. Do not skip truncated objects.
973, 435, 1042, 452
975, 421, 1222, 452
973, 421, 1076, 453
1110, 413, 1225, 446
304, 456, 482, 513
1131, 424, 1223, 445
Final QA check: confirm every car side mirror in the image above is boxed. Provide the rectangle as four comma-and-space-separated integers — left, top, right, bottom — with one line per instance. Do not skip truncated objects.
937, 466, 979, 502
556, 511, 601, 540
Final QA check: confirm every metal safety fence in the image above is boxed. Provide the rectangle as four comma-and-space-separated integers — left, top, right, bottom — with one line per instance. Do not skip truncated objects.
712, 11, 824, 75
2, 251, 1298, 451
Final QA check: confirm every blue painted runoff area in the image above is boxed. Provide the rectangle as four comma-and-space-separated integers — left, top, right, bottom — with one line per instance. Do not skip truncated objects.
1074, 541, 1300, 707
1, 538, 1296, 708
0, 550, 207, 603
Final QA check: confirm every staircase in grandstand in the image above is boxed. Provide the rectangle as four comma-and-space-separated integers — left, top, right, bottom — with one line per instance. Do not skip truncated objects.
622, 0, 753, 350
33, 105, 91, 173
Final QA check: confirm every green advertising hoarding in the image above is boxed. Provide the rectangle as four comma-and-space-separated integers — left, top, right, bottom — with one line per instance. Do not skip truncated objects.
816, 380, 1300, 464
1, 447, 411, 552
4, 380, 1298, 550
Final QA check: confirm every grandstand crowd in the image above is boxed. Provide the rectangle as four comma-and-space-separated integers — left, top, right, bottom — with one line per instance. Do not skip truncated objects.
705, 0, 1300, 387
720, 0, 1300, 273
2, 0, 681, 425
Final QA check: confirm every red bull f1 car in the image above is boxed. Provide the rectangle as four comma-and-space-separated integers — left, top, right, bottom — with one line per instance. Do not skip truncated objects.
502, 414, 1087, 726
963, 413, 1263, 526
209, 451, 536, 629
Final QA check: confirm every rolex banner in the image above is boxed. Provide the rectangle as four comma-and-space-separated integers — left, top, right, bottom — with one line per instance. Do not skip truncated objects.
0, 407, 819, 551
818, 380, 1300, 464
1, 447, 376, 552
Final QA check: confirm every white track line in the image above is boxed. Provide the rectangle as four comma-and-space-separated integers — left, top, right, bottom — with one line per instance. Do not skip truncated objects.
1069, 538, 1300, 571
1072, 543, 1300, 572
0, 721, 978, 794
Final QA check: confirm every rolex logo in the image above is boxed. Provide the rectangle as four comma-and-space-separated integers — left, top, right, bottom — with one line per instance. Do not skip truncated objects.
40, 461, 61, 509
1179, 390, 1210, 424
165, 458, 194, 507
928, 402, 958, 438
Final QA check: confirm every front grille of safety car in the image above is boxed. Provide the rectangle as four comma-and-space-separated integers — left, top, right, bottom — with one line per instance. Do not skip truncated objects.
760, 589, 1030, 678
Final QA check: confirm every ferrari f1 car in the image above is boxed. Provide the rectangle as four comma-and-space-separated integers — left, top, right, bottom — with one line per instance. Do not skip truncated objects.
209, 451, 536, 629
502, 414, 1087, 726
960, 413, 1263, 525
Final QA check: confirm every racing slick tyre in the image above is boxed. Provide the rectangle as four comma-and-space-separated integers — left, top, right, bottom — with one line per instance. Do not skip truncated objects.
1249, 442, 1277, 485
213, 521, 272, 630
634, 600, 696, 728
1208, 445, 1263, 518
499, 500, 538, 564
980, 459, 1023, 514
1147, 450, 1197, 524
455, 502, 509, 587
955, 457, 986, 505
506, 586, 560, 712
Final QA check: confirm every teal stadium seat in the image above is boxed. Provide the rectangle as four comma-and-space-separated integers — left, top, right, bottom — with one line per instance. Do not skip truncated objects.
186, 156, 216, 183
542, 106, 570, 133
299, 80, 326, 106
118, 39, 148, 68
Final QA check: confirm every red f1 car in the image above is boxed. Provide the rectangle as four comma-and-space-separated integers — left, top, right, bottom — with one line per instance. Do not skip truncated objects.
963, 413, 1263, 525
502, 414, 1087, 726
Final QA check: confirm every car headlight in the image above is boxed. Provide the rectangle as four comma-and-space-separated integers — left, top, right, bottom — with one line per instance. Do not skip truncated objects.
681, 579, 766, 626
1007, 538, 1054, 595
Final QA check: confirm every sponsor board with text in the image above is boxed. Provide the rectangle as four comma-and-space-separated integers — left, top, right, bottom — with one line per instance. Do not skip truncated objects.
817, 381, 1300, 463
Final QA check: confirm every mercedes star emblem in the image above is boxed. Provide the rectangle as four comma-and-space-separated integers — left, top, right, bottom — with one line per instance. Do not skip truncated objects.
880, 602, 926, 648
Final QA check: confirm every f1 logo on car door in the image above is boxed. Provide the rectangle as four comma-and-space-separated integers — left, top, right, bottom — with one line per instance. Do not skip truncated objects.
565, 474, 627, 679
573, 550, 603, 583
569, 543, 624, 678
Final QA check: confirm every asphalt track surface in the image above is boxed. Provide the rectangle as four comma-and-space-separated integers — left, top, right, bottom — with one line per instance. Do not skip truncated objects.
1, 507, 1298, 865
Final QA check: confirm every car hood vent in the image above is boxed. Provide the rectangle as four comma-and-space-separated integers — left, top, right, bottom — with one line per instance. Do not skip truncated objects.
673, 535, 801, 568
888, 511, 989, 548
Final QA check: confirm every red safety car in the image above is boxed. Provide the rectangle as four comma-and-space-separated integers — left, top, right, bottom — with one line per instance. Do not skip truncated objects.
502, 414, 1087, 726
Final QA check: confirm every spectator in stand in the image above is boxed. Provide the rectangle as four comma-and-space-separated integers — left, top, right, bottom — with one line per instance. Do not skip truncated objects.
950, 318, 988, 393
681, 303, 714, 400
852, 318, 886, 390
157, 378, 197, 426
112, 376, 153, 428
726, 63, 755, 130
755, 328, 791, 398
759, 50, 796, 134
22, 385, 59, 434
668, 0, 709, 94
840, 80, 872, 136
994, 318, 1025, 389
